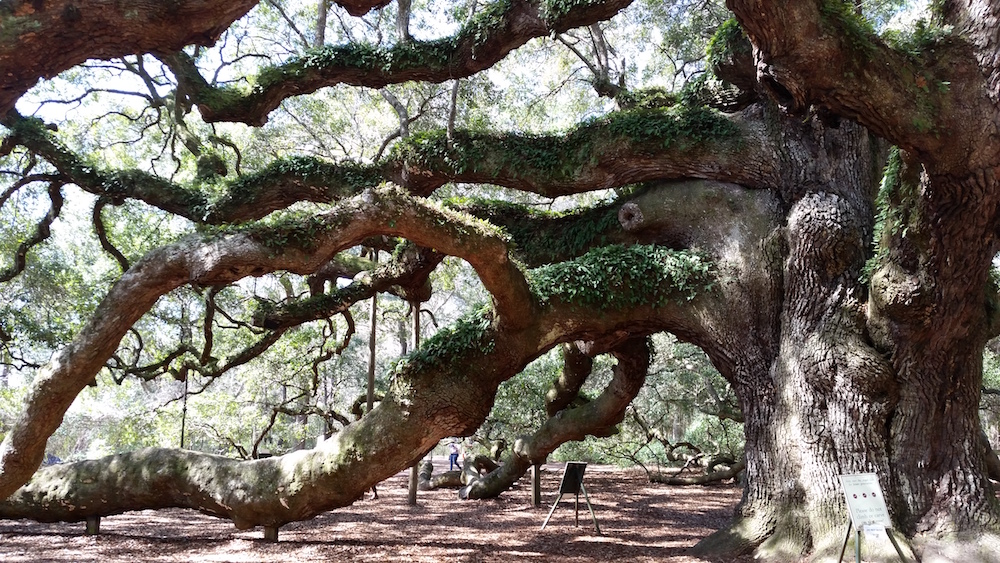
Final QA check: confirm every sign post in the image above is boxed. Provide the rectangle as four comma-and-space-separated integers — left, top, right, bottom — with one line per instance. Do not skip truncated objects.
540, 462, 600, 533
837, 473, 909, 562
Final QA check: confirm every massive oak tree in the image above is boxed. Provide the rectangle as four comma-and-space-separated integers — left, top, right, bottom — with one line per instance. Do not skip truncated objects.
1, 1, 1000, 561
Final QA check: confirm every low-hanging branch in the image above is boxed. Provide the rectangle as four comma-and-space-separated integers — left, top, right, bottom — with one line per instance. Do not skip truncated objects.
0, 252, 714, 527
0, 184, 548, 498
0, 180, 64, 283
0, 179, 780, 527
462, 337, 650, 499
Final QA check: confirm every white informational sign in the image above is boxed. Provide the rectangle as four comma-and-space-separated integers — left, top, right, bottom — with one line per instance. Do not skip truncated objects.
862, 523, 891, 543
839, 473, 892, 528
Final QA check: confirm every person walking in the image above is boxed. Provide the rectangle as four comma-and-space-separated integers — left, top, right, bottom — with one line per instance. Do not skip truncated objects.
448, 440, 462, 471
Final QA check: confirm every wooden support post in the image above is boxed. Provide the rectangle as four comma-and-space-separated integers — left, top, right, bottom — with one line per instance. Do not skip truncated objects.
263, 525, 279, 543
85, 515, 100, 535
532, 464, 541, 507
407, 302, 421, 507
408, 463, 419, 505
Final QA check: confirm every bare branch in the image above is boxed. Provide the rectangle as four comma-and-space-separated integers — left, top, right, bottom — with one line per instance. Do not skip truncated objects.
92, 198, 131, 273
0, 0, 259, 115
0, 181, 64, 283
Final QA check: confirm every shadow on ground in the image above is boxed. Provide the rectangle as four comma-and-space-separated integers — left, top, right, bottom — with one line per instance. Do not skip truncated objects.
0, 462, 751, 562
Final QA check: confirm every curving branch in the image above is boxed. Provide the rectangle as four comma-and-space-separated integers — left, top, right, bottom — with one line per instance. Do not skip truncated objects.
0, 178, 781, 527
0, 0, 259, 115
92, 197, 131, 272
0, 180, 64, 283
463, 336, 650, 499
545, 342, 594, 416
726, 1, 993, 172
0, 184, 541, 498
259, 245, 443, 330
167, 0, 636, 125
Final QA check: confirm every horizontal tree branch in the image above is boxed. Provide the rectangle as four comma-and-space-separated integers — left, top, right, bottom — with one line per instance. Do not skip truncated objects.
0, 179, 776, 515
4, 104, 777, 226
166, 0, 634, 125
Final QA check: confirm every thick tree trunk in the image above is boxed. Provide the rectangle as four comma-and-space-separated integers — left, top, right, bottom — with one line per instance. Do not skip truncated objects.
696, 114, 896, 560
868, 167, 1000, 558
722, 1, 1000, 558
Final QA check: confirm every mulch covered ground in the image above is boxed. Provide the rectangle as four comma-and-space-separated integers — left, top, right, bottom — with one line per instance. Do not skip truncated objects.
0, 462, 752, 562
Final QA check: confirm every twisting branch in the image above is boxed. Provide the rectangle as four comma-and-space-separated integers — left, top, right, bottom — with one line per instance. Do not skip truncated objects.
262, 244, 441, 329
463, 337, 651, 499
0, 173, 58, 209
200, 286, 222, 364
0, 181, 65, 283
0, 179, 734, 500
92, 198, 131, 273
545, 342, 594, 416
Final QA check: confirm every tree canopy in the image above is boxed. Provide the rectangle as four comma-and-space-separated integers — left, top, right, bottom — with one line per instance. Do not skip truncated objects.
2, 0, 1000, 561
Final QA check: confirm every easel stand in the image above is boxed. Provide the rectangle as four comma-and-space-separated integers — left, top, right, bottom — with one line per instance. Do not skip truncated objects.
540, 483, 601, 533
837, 520, 909, 563
837, 473, 910, 563
539, 462, 600, 534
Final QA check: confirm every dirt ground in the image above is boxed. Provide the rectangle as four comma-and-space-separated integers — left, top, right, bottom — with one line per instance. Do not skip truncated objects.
0, 462, 752, 562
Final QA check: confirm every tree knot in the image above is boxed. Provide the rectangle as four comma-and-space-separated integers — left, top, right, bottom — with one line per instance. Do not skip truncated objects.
618, 202, 643, 231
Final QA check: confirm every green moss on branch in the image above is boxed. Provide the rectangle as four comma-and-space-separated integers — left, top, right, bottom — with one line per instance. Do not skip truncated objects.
454, 199, 620, 265
393, 105, 740, 183
528, 244, 715, 309
393, 306, 495, 375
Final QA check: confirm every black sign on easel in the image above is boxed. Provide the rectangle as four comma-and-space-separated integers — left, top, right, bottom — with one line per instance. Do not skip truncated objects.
540, 462, 600, 533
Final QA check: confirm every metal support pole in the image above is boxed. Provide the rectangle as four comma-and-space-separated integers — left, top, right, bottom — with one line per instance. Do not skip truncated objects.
531, 464, 541, 507
886, 530, 911, 562
580, 483, 601, 534
838, 521, 853, 563
540, 493, 564, 530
